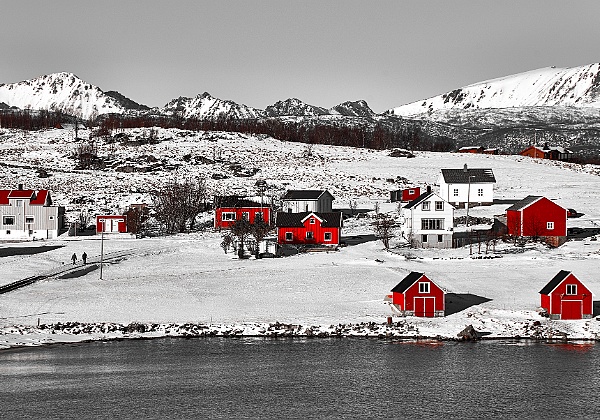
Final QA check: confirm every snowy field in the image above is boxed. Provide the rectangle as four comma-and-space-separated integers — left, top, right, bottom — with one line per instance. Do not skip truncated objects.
1, 127, 600, 348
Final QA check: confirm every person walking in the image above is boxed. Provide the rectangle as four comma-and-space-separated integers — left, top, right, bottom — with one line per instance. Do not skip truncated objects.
71, 253, 77, 265
82, 252, 87, 265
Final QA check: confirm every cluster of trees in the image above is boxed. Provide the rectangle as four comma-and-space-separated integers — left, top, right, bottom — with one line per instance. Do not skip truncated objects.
151, 178, 209, 234
0, 110, 67, 130
220, 216, 272, 259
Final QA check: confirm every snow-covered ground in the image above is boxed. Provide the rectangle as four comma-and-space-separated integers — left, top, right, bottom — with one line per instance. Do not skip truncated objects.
1, 127, 600, 348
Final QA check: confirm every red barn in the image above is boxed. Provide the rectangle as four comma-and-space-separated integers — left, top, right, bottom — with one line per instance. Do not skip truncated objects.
505, 196, 567, 246
275, 211, 343, 246
391, 272, 445, 317
539, 271, 593, 320
96, 215, 127, 233
214, 196, 271, 230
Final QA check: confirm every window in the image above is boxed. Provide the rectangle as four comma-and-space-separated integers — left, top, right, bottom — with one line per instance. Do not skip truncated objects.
255, 212, 264, 222
438, 235, 443, 242
306, 231, 314, 239
435, 201, 444, 211
453, 188, 459, 197
16, 200, 23, 207
6, 230, 10, 234
309, 218, 315, 224
3, 216, 15, 225
477, 188, 483, 197
49, 215, 55, 220
408, 189, 415, 195
241, 212, 250, 221
422, 201, 430, 211
222, 212, 236, 221
419, 282, 430, 293
566, 284, 577, 295
421, 219, 444, 230
285, 232, 293, 241
547, 222, 554, 230
422, 234, 428, 243
25, 216, 34, 224
324, 232, 332, 241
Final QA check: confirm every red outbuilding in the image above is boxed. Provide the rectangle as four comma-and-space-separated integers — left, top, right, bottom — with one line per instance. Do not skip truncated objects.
505, 196, 567, 246
391, 272, 445, 317
539, 271, 593, 320
390, 187, 421, 203
275, 211, 343, 246
96, 215, 127, 233
214, 196, 271, 230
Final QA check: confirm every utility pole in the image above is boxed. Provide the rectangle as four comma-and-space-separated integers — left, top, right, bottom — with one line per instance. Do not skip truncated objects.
99, 219, 105, 280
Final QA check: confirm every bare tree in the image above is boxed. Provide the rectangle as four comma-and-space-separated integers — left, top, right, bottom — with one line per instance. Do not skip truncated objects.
250, 215, 273, 258
374, 213, 396, 250
229, 218, 253, 258
151, 177, 208, 234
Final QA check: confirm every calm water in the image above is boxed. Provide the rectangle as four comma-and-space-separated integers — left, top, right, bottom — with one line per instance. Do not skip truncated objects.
0, 338, 599, 419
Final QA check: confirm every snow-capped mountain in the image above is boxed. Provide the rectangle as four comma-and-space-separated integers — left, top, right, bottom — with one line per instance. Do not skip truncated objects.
389, 63, 600, 117
0, 72, 143, 119
160, 92, 265, 119
265, 98, 329, 117
329, 100, 375, 117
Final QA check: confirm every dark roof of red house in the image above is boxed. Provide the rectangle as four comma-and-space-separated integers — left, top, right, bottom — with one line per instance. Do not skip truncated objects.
215, 196, 266, 208
539, 270, 573, 295
441, 168, 496, 184
282, 190, 334, 201
506, 195, 542, 211
275, 211, 342, 228
391, 272, 426, 293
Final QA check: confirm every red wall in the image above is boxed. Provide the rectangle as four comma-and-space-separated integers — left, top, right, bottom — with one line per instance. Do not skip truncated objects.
215, 207, 271, 229
542, 274, 592, 319
520, 146, 544, 158
96, 215, 127, 233
402, 187, 421, 202
392, 275, 445, 316
277, 215, 340, 245
507, 197, 567, 237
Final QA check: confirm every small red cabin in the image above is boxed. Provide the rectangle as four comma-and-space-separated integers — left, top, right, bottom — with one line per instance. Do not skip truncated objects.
391, 272, 445, 317
214, 196, 271, 230
275, 211, 343, 246
539, 271, 593, 320
390, 187, 421, 203
96, 215, 127, 233
505, 196, 567, 245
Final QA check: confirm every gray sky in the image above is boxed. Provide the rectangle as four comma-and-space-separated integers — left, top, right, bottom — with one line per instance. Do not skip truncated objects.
2, 1, 600, 113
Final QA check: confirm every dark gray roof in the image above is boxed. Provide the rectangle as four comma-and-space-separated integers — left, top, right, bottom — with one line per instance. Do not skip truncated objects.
275, 211, 343, 228
391, 272, 425, 293
282, 190, 334, 201
215, 196, 265, 208
441, 168, 496, 184
403, 191, 434, 210
539, 270, 572, 295
506, 196, 542, 211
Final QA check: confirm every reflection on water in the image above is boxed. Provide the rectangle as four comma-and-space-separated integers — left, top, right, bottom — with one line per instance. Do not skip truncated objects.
0, 338, 599, 419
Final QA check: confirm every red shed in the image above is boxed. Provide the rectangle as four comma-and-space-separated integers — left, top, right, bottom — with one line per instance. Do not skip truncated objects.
391, 272, 445, 317
390, 187, 421, 203
505, 196, 567, 245
96, 215, 127, 233
214, 196, 271, 230
539, 271, 593, 320
275, 211, 343, 246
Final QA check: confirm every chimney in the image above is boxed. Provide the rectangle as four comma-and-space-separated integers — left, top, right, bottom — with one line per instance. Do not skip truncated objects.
18, 183, 23, 190
426, 185, 432, 193
463, 164, 468, 173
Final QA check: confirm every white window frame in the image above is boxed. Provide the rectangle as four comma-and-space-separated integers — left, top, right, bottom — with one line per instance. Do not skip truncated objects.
309, 218, 315, 224
25, 215, 34, 224
435, 201, 444, 211
422, 201, 430, 211
408, 189, 415, 195
3, 215, 15, 226
421, 218, 444, 230
453, 188, 459, 197
419, 282, 430, 294
324, 232, 332, 241
285, 232, 293, 241
49, 215, 55, 220
221, 212, 236, 221
547, 221, 554, 230
306, 231, 314, 239
477, 188, 484, 197
566, 284, 577, 295
241, 212, 250, 221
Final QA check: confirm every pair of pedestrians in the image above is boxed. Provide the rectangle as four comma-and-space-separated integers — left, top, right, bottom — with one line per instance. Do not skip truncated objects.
71, 252, 88, 265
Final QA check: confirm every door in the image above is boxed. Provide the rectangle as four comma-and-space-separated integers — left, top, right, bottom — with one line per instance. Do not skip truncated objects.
561, 300, 582, 320
414, 297, 435, 317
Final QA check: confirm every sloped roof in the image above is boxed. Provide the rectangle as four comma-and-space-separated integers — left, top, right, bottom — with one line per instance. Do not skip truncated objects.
539, 270, 572, 295
441, 168, 496, 184
215, 196, 266, 208
0, 190, 9, 205
7, 189, 35, 199
282, 190, 334, 201
403, 191, 434, 209
391, 272, 425, 293
506, 195, 542, 211
0, 189, 51, 205
30, 190, 50, 205
275, 211, 342, 228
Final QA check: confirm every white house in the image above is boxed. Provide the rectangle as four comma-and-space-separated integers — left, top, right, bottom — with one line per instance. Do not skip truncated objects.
401, 188, 455, 248
0, 186, 65, 240
438, 164, 496, 208
281, 190, 334, 213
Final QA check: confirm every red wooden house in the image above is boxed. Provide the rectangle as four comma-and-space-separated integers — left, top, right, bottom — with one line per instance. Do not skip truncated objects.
458, 146, 484, 154
520, 144, 573, 161
391, 272, 445, 317
505, 196, 567, 246
390, 187, 421, 203
214, 196, 271, 230
539, 271, 593, 320
275, 211, 343, 246
96, 215, 127, 233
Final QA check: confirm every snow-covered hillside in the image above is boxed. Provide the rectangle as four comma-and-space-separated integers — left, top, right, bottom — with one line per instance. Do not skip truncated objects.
0, 73, 138, 120
390, 63, 600, 117
160, 92, 265, 119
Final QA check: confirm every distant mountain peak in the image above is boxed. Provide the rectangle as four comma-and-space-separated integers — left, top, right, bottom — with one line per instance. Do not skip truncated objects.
265, 98, 329, 117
